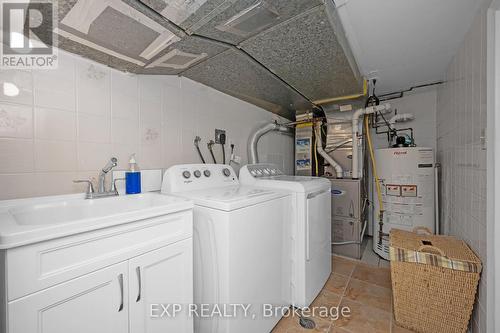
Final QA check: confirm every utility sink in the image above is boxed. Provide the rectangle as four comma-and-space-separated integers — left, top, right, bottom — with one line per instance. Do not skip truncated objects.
0, 193, 193, 249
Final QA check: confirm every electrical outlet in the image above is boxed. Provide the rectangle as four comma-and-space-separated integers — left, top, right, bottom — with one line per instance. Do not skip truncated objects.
215, 129, 226, 144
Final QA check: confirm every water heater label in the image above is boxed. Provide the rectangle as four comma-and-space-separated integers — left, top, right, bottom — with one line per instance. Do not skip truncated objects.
386, 184, 401, 196
401, 185, 417, 197
393, 150, 408, 156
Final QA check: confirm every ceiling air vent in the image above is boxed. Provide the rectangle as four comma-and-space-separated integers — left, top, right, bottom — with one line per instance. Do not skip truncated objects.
146, 49, 208, 69
57, 0, 180, 66
216, 1, 279, 37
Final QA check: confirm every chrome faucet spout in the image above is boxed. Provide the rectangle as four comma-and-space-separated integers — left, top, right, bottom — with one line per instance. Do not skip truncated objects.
98, 157, 118, 193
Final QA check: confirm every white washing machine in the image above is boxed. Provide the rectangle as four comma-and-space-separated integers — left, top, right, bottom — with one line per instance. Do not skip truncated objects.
161, 164, 290, 333
239, 164, 332, 308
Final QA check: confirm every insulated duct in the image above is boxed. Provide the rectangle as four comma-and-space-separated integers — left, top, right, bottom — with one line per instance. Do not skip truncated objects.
248, 122, 291, 164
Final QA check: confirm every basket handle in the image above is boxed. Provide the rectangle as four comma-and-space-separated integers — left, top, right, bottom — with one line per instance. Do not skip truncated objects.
413, 226, 433, 235
418, 245, 446, 257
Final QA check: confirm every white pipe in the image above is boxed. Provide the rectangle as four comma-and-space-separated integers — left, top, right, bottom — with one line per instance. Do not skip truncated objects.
314, 123, 343, 178
351, 104, 391, 179
248, 123, 291, 164
389, 113, 414, 124
435, 163, 441, 235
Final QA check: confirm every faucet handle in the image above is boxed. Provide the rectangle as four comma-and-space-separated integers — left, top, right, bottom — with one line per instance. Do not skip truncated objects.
73, 179, 95, 195
112, 178, 125, 195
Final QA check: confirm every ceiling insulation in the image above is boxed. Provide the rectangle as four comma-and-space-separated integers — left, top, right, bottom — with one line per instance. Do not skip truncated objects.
240, 4, 363, 102
182, 49, 313, 119
51, 0, 364, 119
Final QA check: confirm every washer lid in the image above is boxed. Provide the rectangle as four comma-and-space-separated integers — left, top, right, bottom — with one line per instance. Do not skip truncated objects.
177, 185, 288, 211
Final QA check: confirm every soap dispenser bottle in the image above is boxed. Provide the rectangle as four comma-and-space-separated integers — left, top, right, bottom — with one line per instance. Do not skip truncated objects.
126, 153, 141, 194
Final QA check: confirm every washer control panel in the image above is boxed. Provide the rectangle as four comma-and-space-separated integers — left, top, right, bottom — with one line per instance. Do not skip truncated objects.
244, 164, 284, 178
162, 164, 238, 193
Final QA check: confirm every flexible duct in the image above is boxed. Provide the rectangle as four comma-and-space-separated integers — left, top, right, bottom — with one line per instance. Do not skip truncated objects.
248, 123, 292, 164
314, 123, 343, 178
351, 104, 391, 179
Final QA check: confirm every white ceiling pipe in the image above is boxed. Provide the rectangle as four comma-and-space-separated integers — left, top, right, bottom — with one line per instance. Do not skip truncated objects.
389, 113, 414, 124
351, 104, 391, 179
314, 123, 343, 178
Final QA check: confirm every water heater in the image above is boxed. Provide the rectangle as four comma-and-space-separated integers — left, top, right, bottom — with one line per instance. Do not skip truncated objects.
373, 147, 435, 259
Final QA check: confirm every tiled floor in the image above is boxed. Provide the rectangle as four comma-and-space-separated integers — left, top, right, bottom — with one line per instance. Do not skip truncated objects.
271, 255, 415, 333
360, 237, 391, 269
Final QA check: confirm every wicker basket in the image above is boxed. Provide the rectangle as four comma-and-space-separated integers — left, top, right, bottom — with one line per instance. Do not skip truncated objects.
390, 227, 482, 333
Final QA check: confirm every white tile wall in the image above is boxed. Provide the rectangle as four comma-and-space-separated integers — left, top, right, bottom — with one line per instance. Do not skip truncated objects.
436, 5, 488, 333
0, 50, 293, 199
372, 88, 437, 151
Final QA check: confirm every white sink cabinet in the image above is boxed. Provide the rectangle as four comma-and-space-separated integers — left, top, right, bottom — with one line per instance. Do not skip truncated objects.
0, 193, 194, 333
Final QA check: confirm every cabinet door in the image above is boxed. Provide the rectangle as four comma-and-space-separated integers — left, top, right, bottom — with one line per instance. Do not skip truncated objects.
8, 261, 128, 333
129, 239, 193, 333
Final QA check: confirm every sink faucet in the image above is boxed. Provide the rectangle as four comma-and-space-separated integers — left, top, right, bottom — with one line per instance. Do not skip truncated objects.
98, 157, 118, 193
74, 157, 119, 199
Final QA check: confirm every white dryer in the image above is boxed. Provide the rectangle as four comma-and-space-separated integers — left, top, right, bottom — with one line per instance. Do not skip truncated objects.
239, 164, 331, 308
161, 164, 290, 333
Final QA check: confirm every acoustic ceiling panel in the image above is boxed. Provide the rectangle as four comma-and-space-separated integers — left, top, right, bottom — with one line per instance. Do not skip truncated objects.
182, 49, 313, 119
240, 5, 364, 102
140, 0, 227, 32
55, 0, 227, 74
53, 1, 365, 117
190, 0, 323, 45
140, 0, 323, 45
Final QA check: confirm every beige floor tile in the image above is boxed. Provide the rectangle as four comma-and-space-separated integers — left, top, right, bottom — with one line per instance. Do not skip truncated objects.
333, 298, 391, 333
310, 289, 343, 321
324, 273, 350, 295
360, 240, 381, 266
332, 255, 357, 277
392, 322, 417, 333
271, 312, 332, 333
344, 278, 392, 313
329, 327, 350, 333
351, 263, 392, 289
378, 259, 391, 269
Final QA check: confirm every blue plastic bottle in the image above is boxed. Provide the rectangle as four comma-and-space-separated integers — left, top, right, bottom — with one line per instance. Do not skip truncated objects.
125, 154, 141, 194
